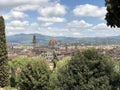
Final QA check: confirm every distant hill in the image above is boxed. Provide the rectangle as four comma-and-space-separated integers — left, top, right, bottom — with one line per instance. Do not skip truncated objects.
6, 34, 120, 46
6, 33, 77, 45
110, 35, 120, 39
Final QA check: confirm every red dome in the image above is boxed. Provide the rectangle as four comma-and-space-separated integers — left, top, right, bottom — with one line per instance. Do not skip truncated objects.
49, 39, 57, 46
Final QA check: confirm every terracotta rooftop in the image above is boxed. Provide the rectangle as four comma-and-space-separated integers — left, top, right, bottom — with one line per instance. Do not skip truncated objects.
49, 38, 57, 46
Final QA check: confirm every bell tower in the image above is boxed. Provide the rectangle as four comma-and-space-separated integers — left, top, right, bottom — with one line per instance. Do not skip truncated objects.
32, 34, 36, 49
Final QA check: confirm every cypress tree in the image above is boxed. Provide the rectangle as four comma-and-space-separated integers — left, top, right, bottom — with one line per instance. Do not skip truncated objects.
0, 16, 9, 87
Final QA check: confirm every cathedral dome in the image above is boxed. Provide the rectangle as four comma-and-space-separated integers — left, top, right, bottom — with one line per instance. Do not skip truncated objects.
49, 38, 57, 46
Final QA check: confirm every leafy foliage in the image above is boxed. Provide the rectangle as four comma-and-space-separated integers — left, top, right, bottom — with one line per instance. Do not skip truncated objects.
8, 57, 32, 87
110, 60, 120, 89
18, 58, 50, 90
0, 16, 9, 87
105, 0, 120, 27
52, 49, 117, 90
50, 56, 71, 90
9, 57, 30, 68
52, 51, 59, 69
4, 86, 17, 90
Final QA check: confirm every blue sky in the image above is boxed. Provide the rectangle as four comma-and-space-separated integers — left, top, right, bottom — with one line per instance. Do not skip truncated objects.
0, 0, 120, 37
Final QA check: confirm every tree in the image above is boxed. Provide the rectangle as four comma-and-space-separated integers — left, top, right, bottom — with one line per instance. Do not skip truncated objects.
8, 57, 32, 87
110, 61, 120, 90
0, 16, 9, 87
18, 58, 50, 90
52, 51, 59, 69
50, 56, 71, 90
52, 49, 116, 90
105, 0, 120, 27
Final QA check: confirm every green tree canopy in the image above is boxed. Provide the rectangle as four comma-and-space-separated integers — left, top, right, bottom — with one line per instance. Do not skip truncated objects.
18, 58, 50, 90
52, 51, 59, 69
8, 57, 34, 87
52, 49, 117, 90
105, 0, 120, 27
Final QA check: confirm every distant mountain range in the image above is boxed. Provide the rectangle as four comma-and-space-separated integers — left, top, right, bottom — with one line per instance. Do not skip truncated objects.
6, 33, 77, 45
6, 33, 120, 46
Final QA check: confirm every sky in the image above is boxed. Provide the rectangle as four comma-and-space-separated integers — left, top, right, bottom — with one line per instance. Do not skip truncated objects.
0, 0, 120, 37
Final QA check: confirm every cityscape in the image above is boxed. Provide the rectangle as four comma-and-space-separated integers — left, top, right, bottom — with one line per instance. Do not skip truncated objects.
7, 35, 120, 61
0, 0, 120, 90
6, 33, 120, 63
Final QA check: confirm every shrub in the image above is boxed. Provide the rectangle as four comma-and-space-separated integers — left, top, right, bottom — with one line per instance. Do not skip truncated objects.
18, 58, 50, 90
110, 60, 120, 89
4, 86, 17, 90
8, 57, 31, 87
50, 56, 71, 90
52, 49, 117, 90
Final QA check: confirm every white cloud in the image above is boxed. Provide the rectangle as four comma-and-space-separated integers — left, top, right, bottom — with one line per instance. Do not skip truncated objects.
92, 23, 109, 30
6, 20, 29, 33
38, 3, 66, 17
0, 0, 49, 9
6, 20, 120, 38
38, 27, 81, 37
5, 20, 84, 37
89, 23, 120, 37
6, 20, 40, 35
3, 10, 28, 20
2, 0, 120, 38
38, 17, 66, 23
73, 4, 106, 18
41, 23, 53, 27
6, 20, 28, 36
7, 20, 29, 27
30, 22, 39, 27
13, 4, 39, 11
67, 20, 92, 29
0, 0, 67, 29
37, 3, 67, 26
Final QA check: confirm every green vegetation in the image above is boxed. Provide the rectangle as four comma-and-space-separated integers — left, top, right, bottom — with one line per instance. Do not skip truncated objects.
8, 57, 32, 87
18, 58, 50, 90
52, 51, 59, 69
0, 16, 9, 87
105, 0, 120, 27
111, 60, 120, 90
3, 50, 120, 90
4, 86, 17, 90
8, 57, 51, 90
50, 56, 71, 90
51, 49, 119, 90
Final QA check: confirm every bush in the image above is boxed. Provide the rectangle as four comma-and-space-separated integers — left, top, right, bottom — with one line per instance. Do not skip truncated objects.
110, 60, 120, 89
50, 56, 71, 90
4, 86, 17, 90
52, 49, 117, 90
8, 57, 32, 87
18, 58, 50, 90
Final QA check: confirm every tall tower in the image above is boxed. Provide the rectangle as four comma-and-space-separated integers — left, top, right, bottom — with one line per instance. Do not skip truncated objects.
0, 16, 9, 87
65, 43, 68, 52
32, 34, 36, 49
